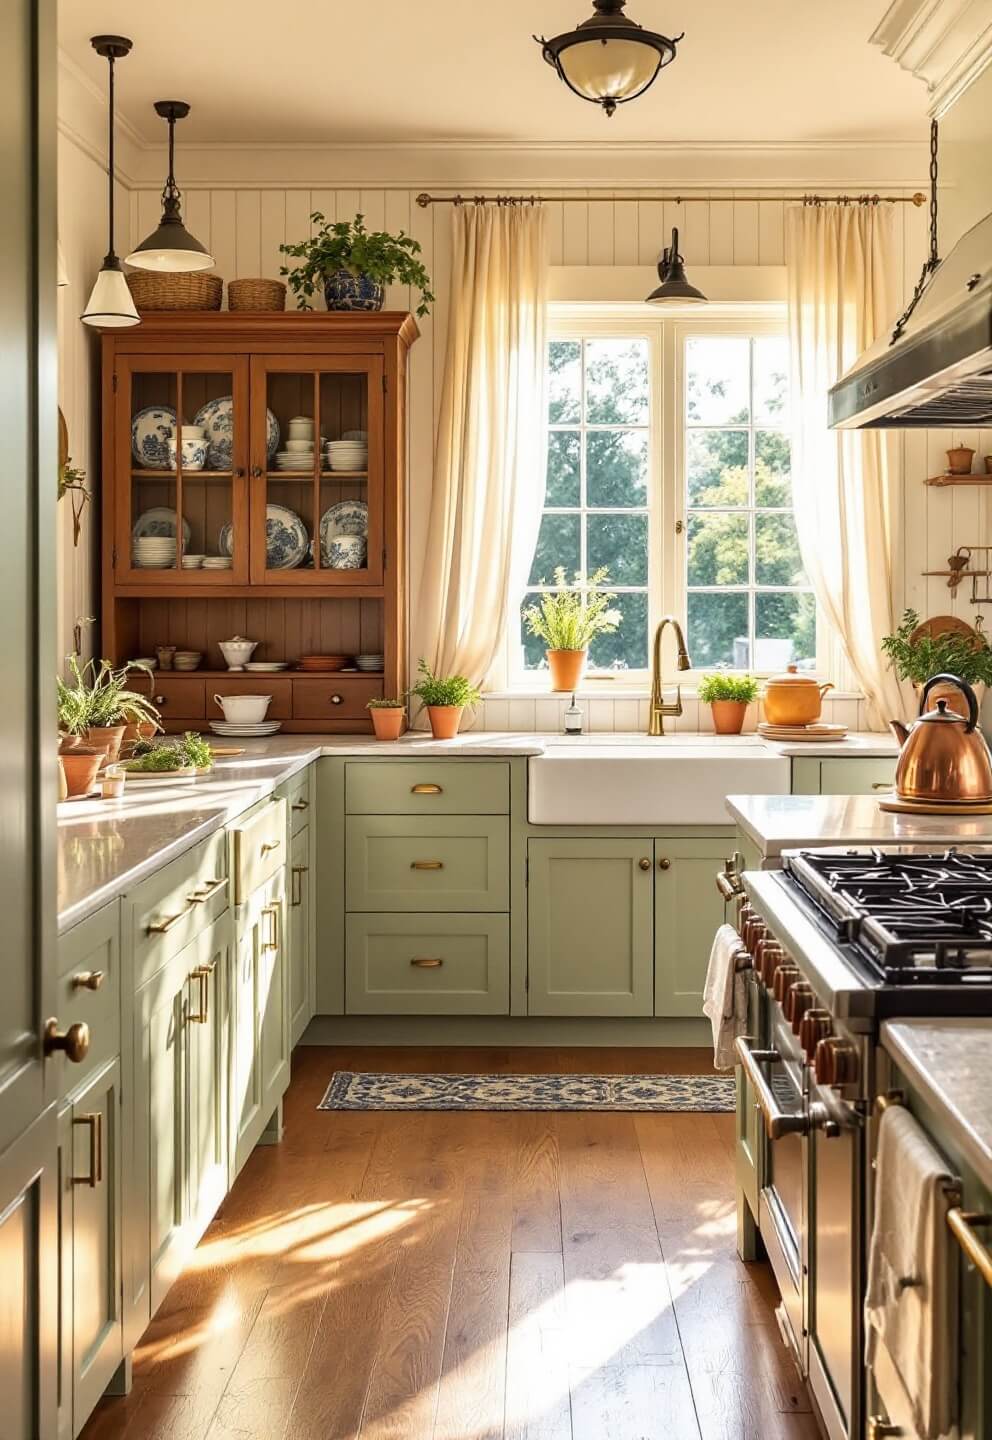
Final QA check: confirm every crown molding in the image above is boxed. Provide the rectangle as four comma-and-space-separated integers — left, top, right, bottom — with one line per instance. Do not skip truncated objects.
57, 48, 142, 183
871, 0, 992, 116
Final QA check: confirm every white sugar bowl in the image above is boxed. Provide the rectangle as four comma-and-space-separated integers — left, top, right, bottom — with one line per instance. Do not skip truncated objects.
218, 636, 258, 671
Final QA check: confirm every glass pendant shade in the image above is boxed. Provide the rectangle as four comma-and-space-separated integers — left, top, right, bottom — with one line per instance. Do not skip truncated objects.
126, 101, 214, 273
646, 228, 706, 304
536, 0, 682, 117
82, 258, 140, 327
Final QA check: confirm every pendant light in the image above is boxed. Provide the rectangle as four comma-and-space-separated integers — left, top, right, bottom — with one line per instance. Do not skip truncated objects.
125, 101, 213, 272
535, 0, 683, 118
646, 228, 706, 304
81, 36, 140, 328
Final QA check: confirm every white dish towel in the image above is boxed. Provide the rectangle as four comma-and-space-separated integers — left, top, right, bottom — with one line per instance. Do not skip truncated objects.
865, 1104, 958, 1440
702, 923, 748, 1071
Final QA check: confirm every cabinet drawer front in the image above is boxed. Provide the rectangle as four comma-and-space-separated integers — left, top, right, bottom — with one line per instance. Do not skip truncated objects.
129, 830, 230, 986
346, 913, 509, 1015
208, 678, 292, 721
279, 765, 313, 835
346, 760, 509, 815
57, 904, 121, 1099
292, 678, 382, 721
346, 816, 509, 911
815, 756, 898, 795
231, 797, 287, 902
149, 677, 206, 720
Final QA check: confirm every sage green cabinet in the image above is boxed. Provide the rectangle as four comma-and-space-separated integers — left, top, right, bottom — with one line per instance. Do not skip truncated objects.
527, 838, 655, 1016
289, 824, 314, 1046
345, 759, 509, 815
232, 868, 288, 1176
186, 923, 230, 1243
346, 815, 509, 912
791, 755, 897, 795
654, 838, 729, 1016
346, 913, 510, 1015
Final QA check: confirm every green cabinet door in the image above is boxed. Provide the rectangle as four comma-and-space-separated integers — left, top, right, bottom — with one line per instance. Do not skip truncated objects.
288, 825, 313, 1046
232, 869, 289, 1177
654, 838, 729, 1016
791, 755, 897, 795
527, 838, 654, 1016
186, 919, 230, 1246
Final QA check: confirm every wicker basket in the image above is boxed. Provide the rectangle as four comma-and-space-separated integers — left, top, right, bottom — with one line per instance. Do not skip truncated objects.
125, 270, 223, 312
227, 278, 286, 312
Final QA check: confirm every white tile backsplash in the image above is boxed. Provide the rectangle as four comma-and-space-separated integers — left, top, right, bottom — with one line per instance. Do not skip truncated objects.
475, 690, 880, 733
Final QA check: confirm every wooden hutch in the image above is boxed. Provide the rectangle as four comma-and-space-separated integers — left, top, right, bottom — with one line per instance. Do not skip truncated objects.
99, 312, 418, 732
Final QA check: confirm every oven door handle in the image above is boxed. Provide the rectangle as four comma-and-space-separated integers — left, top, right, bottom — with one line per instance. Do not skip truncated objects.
734, 1036, 809, 1140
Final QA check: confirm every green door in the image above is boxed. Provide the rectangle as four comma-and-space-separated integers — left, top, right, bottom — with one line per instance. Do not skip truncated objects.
288, 825, 312, 1046
186, 919, 230, 1245
138, 952, 189, 1316
233, 870, 289, 1177
527, 838, 654, 1016
654, 838, 729, 1016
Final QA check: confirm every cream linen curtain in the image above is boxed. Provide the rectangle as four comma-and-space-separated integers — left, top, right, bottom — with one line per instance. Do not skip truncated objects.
415, 205, 548, 695
786, 204, 915, 731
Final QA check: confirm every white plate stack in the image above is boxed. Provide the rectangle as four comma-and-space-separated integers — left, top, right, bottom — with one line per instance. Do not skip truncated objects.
355, 652, 384, 672
325, 437, 368, 472
277, 415, 318, 472
209, 720, 283, 737
202, 556, 233, 570
133, 537, 176, 569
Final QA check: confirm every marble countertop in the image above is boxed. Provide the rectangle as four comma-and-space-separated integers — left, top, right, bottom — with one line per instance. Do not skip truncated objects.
760, 732, 899, 758
882, 1020, 992, 1192
726, 792, 992, 858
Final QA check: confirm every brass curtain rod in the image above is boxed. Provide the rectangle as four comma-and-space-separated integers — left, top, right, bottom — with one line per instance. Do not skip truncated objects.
415, 190, 926, 208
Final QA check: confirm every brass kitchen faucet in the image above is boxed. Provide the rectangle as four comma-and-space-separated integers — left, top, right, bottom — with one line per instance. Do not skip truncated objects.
648, 616, 692, 736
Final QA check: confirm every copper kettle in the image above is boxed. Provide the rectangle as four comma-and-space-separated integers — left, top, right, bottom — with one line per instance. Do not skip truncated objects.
889, 673, 992, 803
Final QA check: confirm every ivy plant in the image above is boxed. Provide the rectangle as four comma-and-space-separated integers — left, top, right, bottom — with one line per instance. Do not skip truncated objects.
279, 212, 435, 316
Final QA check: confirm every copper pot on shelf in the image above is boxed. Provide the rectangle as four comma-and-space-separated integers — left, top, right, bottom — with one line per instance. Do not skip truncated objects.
889, 673, 992, 804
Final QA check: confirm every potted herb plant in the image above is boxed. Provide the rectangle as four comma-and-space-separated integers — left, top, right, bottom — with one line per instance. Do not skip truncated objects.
367, 696, 407, 742
697, 671, 759, 735
57, 656, 161, 762
881, 609, 992, 716
280, 213, 435, 317
522, 567, 621, 692
410, 659, 481, 741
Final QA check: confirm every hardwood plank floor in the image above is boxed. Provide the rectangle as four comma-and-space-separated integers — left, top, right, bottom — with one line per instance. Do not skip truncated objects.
81, 1046, 815, 1440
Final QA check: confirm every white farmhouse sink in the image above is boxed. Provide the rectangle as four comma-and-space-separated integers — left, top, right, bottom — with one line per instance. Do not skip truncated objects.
528, 734, 790, 825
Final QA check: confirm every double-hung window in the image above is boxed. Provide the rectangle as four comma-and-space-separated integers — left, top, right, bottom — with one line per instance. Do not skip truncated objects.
510, 309, 816, 686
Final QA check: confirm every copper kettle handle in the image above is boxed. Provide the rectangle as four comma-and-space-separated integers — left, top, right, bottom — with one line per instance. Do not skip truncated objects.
920, 673, 978, 731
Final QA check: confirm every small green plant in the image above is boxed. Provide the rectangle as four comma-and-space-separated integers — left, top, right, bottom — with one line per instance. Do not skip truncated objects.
280, 213, 435, 317
57, 656, 160, 735
125, 732, 211, 772
366, 695, 407, 710
881, 609, 992, 687
522, 568, 621, 652
697, 672, 759, 704
410, 659, 481, 709
58, 457, 90, 546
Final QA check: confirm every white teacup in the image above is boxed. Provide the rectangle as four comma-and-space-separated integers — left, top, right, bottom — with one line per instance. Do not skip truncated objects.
213, 693, 272, 724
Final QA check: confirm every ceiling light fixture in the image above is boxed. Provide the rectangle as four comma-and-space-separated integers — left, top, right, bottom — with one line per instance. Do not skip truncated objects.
125, 101, 214, 272
81, 35, 140, 328
646, 228, 706, 304
535, 0, 682, 118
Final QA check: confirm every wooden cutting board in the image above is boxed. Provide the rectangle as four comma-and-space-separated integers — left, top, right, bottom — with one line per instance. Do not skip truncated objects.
908, 614, 979, 645
757, 723, 848, 741
879, 795, 992, 816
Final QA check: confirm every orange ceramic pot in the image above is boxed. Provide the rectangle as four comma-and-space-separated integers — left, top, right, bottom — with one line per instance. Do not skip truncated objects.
762, 665, 833, 727
83, 724, 127, 763
547, 649, 586, 693
61, 746, 103, 798
947, 446, 975, 475
427, 705, 463, 740
710, 700, 748, 735
370, 707, 405, 741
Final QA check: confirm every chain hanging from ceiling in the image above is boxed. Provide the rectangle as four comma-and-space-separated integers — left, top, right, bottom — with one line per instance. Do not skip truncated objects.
890, 118, 940, 345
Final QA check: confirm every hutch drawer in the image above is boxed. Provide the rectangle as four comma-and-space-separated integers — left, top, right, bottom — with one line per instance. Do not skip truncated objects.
292, 678, 382, 721
149, 677, 206, 719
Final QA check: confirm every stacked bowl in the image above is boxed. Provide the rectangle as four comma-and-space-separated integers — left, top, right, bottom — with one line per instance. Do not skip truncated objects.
173, 650, 202, 671
355, 652, 384, 673
275, 415, 318, 472
325, 435, 368, 472
133, 537, 176, 569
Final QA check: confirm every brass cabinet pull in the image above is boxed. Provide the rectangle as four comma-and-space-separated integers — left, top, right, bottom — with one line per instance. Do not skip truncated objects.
188, 876, 229, 904
411, 783, 442, 795
291, 864, 308, 906
411, 957, 443, 969
44, 1019, 90, 1064
72, 1111, 103, 1188
871, 782, 894, 791
658, 857, 671, 871
146, 905, 191, 935
188, 966, 211, 1024
411, 860, 444, 871
71, 970, 104, 991
867, 1421, 903, 1439
638, 857, 651, 871
260, 839, 282, 855
261, 904, 280, 954
947, 1208, 992, 1288
291, 798, 310, 812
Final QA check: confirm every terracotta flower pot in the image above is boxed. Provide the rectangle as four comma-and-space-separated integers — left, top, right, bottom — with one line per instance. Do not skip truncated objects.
83, 724, 126, 763
547, 649, 586, 693
61, 746, 103, 798
121, 720, 158, 757
710, 700, 749, 735
370, 707, 405, 741
427, 705, 463, 741
947, 446, 975, 475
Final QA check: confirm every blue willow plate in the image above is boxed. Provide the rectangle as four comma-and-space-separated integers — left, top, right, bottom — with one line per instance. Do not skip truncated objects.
131, 406, 177, 469
132, 507, 192, 545
194, 396, 280, 470
218, 505, 309, 569
319, 501, 368, 566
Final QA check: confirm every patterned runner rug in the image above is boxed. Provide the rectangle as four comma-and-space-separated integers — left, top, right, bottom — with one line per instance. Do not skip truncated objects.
318, 1071, 735, 1112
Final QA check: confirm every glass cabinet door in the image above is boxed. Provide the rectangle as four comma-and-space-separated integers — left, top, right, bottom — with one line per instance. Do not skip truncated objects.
249, 354, 384, 587
116, 355, 249, 584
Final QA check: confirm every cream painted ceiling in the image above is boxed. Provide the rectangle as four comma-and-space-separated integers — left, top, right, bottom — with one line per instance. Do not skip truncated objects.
59, 0, 926, 147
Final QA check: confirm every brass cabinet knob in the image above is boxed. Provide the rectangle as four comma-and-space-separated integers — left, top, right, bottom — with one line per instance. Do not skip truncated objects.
291, 798, 310, 812
330, 694, 343, 705
71, 970, 104, 991
657, 857, 671, 870
154, 695, 168, 706
43, 1018, 90, 1064
638, 857, 651, 871
411, 957, 443, 968
251, 465, 264, 478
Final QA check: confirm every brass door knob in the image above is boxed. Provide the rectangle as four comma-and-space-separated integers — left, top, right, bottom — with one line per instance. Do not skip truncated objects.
657, 857, 671, 870
43, 1019, 90, 1064
638, 857, 651, 871
330, 694, 343, 705
71, 970, 105, 991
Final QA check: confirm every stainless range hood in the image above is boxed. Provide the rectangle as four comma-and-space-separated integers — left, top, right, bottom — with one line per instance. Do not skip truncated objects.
828, 212, 992, 429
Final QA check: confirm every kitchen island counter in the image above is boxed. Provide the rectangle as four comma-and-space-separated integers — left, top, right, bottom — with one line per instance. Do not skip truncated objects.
882, 1019, 992, 1191
727, 792, 992, 858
